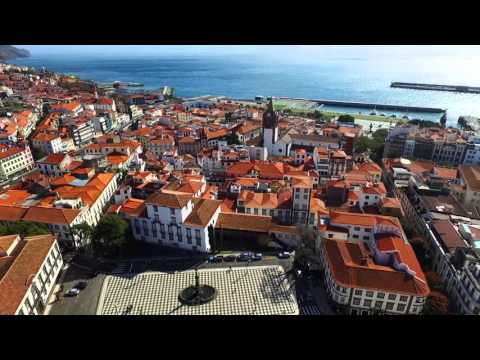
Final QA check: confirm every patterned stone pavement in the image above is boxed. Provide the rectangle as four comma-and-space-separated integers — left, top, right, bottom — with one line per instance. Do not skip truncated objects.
97, 265, 299, 315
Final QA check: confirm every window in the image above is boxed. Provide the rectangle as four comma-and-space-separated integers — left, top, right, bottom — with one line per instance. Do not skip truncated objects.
354, 226, 360, 231
364, 228, 371, 233
354, 289, 363, 296
365, 195, 370, 199
363, 236, 369, 240
262, 209, 267, 216
196, 237, 201, 246
170, 208, 175, 216
328, 233, 333, 238
377, 292, 385, 299
374, 301, 383, 309
388, 294, 396, 301
352, 235, 359, 239
366, 291, 373, 297
363, 299, 372, 307
386, 302, 394, 311
400, 295, 408, 302
253, 208, 258, 215
353, 298, 361, 306
397, 304, 406, 312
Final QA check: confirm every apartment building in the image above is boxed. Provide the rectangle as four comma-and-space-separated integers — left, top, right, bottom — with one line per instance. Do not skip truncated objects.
31, 132, 63, 154
0, 234, 63, 315
317, 211, 429, 315
0, 145, 35, 181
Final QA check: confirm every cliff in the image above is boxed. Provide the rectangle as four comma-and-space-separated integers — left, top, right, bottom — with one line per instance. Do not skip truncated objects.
0, 45, 30, 61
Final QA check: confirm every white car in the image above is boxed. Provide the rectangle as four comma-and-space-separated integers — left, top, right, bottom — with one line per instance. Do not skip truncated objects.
64, 288, 80, 297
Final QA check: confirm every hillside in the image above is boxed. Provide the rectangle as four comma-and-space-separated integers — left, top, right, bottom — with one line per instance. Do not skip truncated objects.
0, 45, 30, 61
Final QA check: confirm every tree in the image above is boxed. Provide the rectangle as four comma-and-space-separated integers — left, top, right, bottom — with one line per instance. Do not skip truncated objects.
294, 225, 318, 268
440, 115, 447, 128
31, 147, 47, 161
0, 221, 50, 237
408, 119, 442, 128
337, 114, 355, 123
92, 215, 129, 258
354, 136, 373, 154
423, 291, 449, 315
71, 222, 94, 251
372, 128, 389, 142
226, 132, 241, 145
426, 271, 444, 291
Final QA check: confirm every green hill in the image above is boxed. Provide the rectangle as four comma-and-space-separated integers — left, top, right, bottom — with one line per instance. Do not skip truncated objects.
0, 45, 30, 61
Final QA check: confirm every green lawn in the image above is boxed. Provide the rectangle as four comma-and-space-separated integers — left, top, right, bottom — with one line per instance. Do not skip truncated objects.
273, 99, 405, 124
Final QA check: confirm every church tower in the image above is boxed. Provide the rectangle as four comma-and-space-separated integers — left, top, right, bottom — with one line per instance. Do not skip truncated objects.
262, 97, 279, 155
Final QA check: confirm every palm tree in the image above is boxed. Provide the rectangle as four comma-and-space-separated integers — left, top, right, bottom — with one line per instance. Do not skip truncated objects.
294, 225, 318, 269
71, 222, 94, 254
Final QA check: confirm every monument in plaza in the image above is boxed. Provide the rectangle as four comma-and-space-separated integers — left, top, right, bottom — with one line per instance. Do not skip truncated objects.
178, 268, 217, 306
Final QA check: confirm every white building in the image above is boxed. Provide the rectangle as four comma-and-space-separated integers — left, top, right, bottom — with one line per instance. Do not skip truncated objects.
31, 132, 63, 154
316, 211, 430, 315
262, 99, 279, 156
124, 192, 222, 253
0, 145, 35, 181
0, 234, 64, 315
70, 121, 96, 147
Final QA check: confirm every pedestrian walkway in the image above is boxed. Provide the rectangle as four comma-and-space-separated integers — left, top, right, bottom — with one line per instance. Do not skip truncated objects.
300, 303, 322, 315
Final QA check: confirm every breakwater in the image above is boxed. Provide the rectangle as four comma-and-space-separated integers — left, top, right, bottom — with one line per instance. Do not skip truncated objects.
391, 82, 480, 94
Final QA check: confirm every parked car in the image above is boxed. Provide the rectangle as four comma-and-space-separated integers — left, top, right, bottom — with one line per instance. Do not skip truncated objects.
238, 253, 252, 262
73, 281, 88, 290
252, 253, 263, 261
208, 255, 223, 263
224, 255, 237, 262
277, 251, 291, 259
64, 288, 80, 297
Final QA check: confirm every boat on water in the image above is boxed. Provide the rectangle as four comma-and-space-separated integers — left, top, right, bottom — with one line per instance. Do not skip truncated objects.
402, 115, 410, 120
370, 108, 378, 116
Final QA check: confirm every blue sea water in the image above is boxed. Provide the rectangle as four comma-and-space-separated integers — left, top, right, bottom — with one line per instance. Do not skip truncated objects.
11, 53, 480, 126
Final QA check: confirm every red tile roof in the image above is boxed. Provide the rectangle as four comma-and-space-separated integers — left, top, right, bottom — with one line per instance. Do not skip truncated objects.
0, 234, 57, 315
39, 153, 67, 165
0, 205, 28, 222
323, 237, 429, 297
145, 192, 192, 209
184, 199, 222, 227
23, 207, 82, 225
216, 213, 272, 233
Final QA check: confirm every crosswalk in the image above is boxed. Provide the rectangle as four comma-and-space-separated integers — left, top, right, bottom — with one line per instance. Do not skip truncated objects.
300, 304, 322, 315
111, 262, 130, 274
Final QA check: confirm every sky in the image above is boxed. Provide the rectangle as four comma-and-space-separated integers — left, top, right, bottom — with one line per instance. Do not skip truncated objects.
17, 45, 480, 61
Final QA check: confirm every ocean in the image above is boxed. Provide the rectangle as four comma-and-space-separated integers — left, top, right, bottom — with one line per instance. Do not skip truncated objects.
11, 53, 480, 126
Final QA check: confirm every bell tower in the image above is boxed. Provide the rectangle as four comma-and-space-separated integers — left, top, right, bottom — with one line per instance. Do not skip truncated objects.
262, 97, 279, 155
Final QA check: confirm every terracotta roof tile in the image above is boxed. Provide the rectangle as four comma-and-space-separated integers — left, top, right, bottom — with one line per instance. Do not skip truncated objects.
323, 237, 429, 297
145, 192, 192, 209
23, 207, 81, 225
184, 199, 222, 227
216, 213, 272, 233
0, 234, 57, 315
